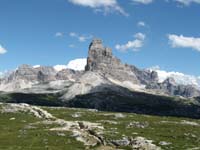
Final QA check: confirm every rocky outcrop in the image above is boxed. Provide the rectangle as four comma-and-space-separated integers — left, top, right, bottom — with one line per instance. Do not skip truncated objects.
56, 69, 82, 81
85, 39, 140, 84
8, 64, 38, 82
130, 65, 159, 85
36, 66, 57, 82
111, 137, 161, 150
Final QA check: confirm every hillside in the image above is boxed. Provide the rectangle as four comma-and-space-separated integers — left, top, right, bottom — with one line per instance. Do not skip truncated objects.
1, 103, 200, 150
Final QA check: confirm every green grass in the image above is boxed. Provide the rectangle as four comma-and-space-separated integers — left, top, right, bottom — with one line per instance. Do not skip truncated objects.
1, 105, 200, 150
0, 111, 85, 150
44, 107, 200, 150
0, 93, 63, 106
1, 91, 200, 119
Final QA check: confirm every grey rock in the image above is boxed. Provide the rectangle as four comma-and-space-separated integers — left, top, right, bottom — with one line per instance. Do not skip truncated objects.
10, 64, 38, 82
127, 121, 149, 129
3, 65, 57, 83
176, 85, 200, 98
36, 66, 57, 82
130, 65, 159, 85
146, 77, 200, 98
159, 141, 172, 146
56, 69, 82, 81
85, 39, 139, 84
111, 137, 161, 150
131, 137, 161, 150
112, 138, 130, 146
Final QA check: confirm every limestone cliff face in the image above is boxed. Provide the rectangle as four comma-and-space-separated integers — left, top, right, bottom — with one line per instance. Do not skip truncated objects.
11, 64, 38, 81
84, 39, 200, 98
146, 77, 200, 98
85, 39, 113, 71
0, 64, 79, 92
85, 39, 139, 84
6, 65, 57, 83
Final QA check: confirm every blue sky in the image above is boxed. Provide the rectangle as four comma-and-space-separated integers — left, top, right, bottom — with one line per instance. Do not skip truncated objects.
0, 0, 200, 76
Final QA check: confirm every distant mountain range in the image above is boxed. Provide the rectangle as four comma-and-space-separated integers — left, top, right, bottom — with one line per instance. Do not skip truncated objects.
148, 67, 200, 88
0, 39, 200, 118
52, 58, 200, 88
1, 56, 199, 89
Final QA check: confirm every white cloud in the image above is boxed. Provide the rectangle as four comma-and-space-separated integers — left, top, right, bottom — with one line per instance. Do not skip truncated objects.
54, 65, 68, 72
0, 72, 3, 78
55, 32, 64, 37
79, 35, 92, 42
149, 66, 200, 87
33, 65, 41, 68
0, 45, 7, 54
115, 33, 146, 52
174, 0, 200, 5
66, 58, 87, 71
132, 0, 154, 4
69, 44, 75, 48
69, 32, 77, 37
53, 58, 87, 72
134, 32, 146, 40
168, 34, 200, 51
69, 32, 93, 42
68, 0, 128, 16
0, 70, 12, 78
137, 21, 146, 27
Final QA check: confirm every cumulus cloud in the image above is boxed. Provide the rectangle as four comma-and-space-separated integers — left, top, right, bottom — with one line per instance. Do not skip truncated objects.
132, 0, 154, 4
0, 45, 7, 54
0, 72, 3, 78
168, 34, 200, 51
149, 66, 200, 87
134, 32, 146, 40
131, 0, 200, 6
69, 32, 77, 37
174, 0, 200, 5
66, 58, 87, 71
68, 0, 128, 16
53, 58, 87, 72
0, 70, 12, 78
54, 65, 68, 72
68, 44, 75, 48
69, 32, 93, 42
33, 65, 41, 68
137, 21, 146, 27
115, 33, 146, 52
55, 32, 64, 37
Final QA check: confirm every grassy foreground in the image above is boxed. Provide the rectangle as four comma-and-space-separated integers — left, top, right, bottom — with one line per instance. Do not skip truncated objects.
0, 104, 200, 150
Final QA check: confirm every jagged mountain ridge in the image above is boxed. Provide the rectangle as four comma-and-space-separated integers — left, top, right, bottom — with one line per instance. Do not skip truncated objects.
148, 67, 200, 88
0, 64, 83, 92
0, 39, 200, 99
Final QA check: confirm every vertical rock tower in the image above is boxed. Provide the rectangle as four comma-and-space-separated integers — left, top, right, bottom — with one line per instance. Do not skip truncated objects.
85, 39, 113, 71
85, 39, 139, 84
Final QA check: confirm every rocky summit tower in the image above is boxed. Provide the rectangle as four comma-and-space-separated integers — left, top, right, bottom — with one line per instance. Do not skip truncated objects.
85, 39, 114, 71
85, 39, 140, 84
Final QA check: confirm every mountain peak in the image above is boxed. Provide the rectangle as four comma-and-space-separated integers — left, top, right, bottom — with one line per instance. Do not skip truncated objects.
89, 38, 104, 51
0, 39, 199, 98
163, 77, 176, 85
85, 39, 140, 84
85, 38, 113, 71
18, 64, 33, 69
